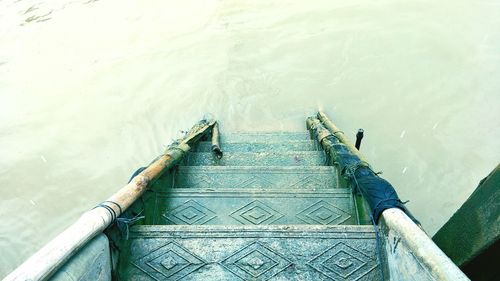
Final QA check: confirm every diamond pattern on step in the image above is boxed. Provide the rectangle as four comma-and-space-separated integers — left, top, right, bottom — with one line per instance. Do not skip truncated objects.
190, 174, 215, 188
234, 175, 273, 188
297, 200, 351, 225
163, 200, 216, 225
230, 200, 284, 225
221, 241, 292, 280
307, 242, 377, 280
132, 241, 205, 280
289, 175, 326, 189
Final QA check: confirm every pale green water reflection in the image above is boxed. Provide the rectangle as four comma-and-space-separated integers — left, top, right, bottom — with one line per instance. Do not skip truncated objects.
1, 0, 499, 276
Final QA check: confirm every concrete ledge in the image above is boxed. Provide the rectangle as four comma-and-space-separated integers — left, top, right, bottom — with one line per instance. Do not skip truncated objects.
50, 233, 111, 281
183, 151, 326, 166
380, 208, 469, 281
121, 225, 379, 280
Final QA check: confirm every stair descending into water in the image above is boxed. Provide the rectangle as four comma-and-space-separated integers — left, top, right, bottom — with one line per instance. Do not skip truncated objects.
120, 132, 380, 280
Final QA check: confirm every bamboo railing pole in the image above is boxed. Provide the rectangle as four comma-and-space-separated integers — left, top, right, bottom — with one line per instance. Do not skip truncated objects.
313, 111, 469, 280
317, 111, 366, 162
4, 119, 215, 281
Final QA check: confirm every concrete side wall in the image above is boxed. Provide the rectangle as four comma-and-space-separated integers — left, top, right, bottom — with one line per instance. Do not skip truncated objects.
382, 224, 436, 280
380, 208, 469, 281
433, 164, 500, 266
49, 234, 111, 281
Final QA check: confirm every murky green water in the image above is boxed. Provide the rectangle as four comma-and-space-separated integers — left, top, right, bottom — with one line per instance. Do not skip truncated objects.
1, 0, 499, 276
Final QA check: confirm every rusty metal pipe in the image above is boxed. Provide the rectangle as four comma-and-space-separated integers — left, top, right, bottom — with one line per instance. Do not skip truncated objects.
211, 122, 223, 159
355, 129, 364, 150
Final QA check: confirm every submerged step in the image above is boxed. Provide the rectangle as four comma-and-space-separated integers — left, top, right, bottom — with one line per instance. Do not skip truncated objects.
182, 151, 326, 166
148, 188, 356, 226
174, 166, 338, 189
121, 225, 380, 281
193, 140, 319, 152
220, 132, 311, 142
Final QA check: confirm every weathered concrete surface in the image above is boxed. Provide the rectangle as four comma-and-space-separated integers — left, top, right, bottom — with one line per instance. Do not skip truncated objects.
50, 234, 111, 281
381, 208, 469, 281
174, 166, 338, 189
194, 140, 319, 152
220, 132, 311, 142
147, 188, 356, 225
120, 225, 380, 281
183, 151, 326, 166
433, 164, 500, 280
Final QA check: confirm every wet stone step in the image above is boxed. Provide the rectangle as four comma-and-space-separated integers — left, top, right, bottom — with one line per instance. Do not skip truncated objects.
122, 225, 379, 281
149, 188, 356, 226
182, 151, 327, 166
220, 132, 311, 142
173, 166, 338, 189
193, 140, 319, 152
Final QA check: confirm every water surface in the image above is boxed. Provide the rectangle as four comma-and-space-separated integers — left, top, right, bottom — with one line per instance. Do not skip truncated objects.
1, 0, 499, 276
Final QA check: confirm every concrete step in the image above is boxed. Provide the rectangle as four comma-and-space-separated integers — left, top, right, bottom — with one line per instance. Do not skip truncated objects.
121, 225, 380, 281
148, 188, 356, 226
193, 141, 319, 152
174, 166, 338, 189
182, 151, 327, 166
220, 132, 311, 142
